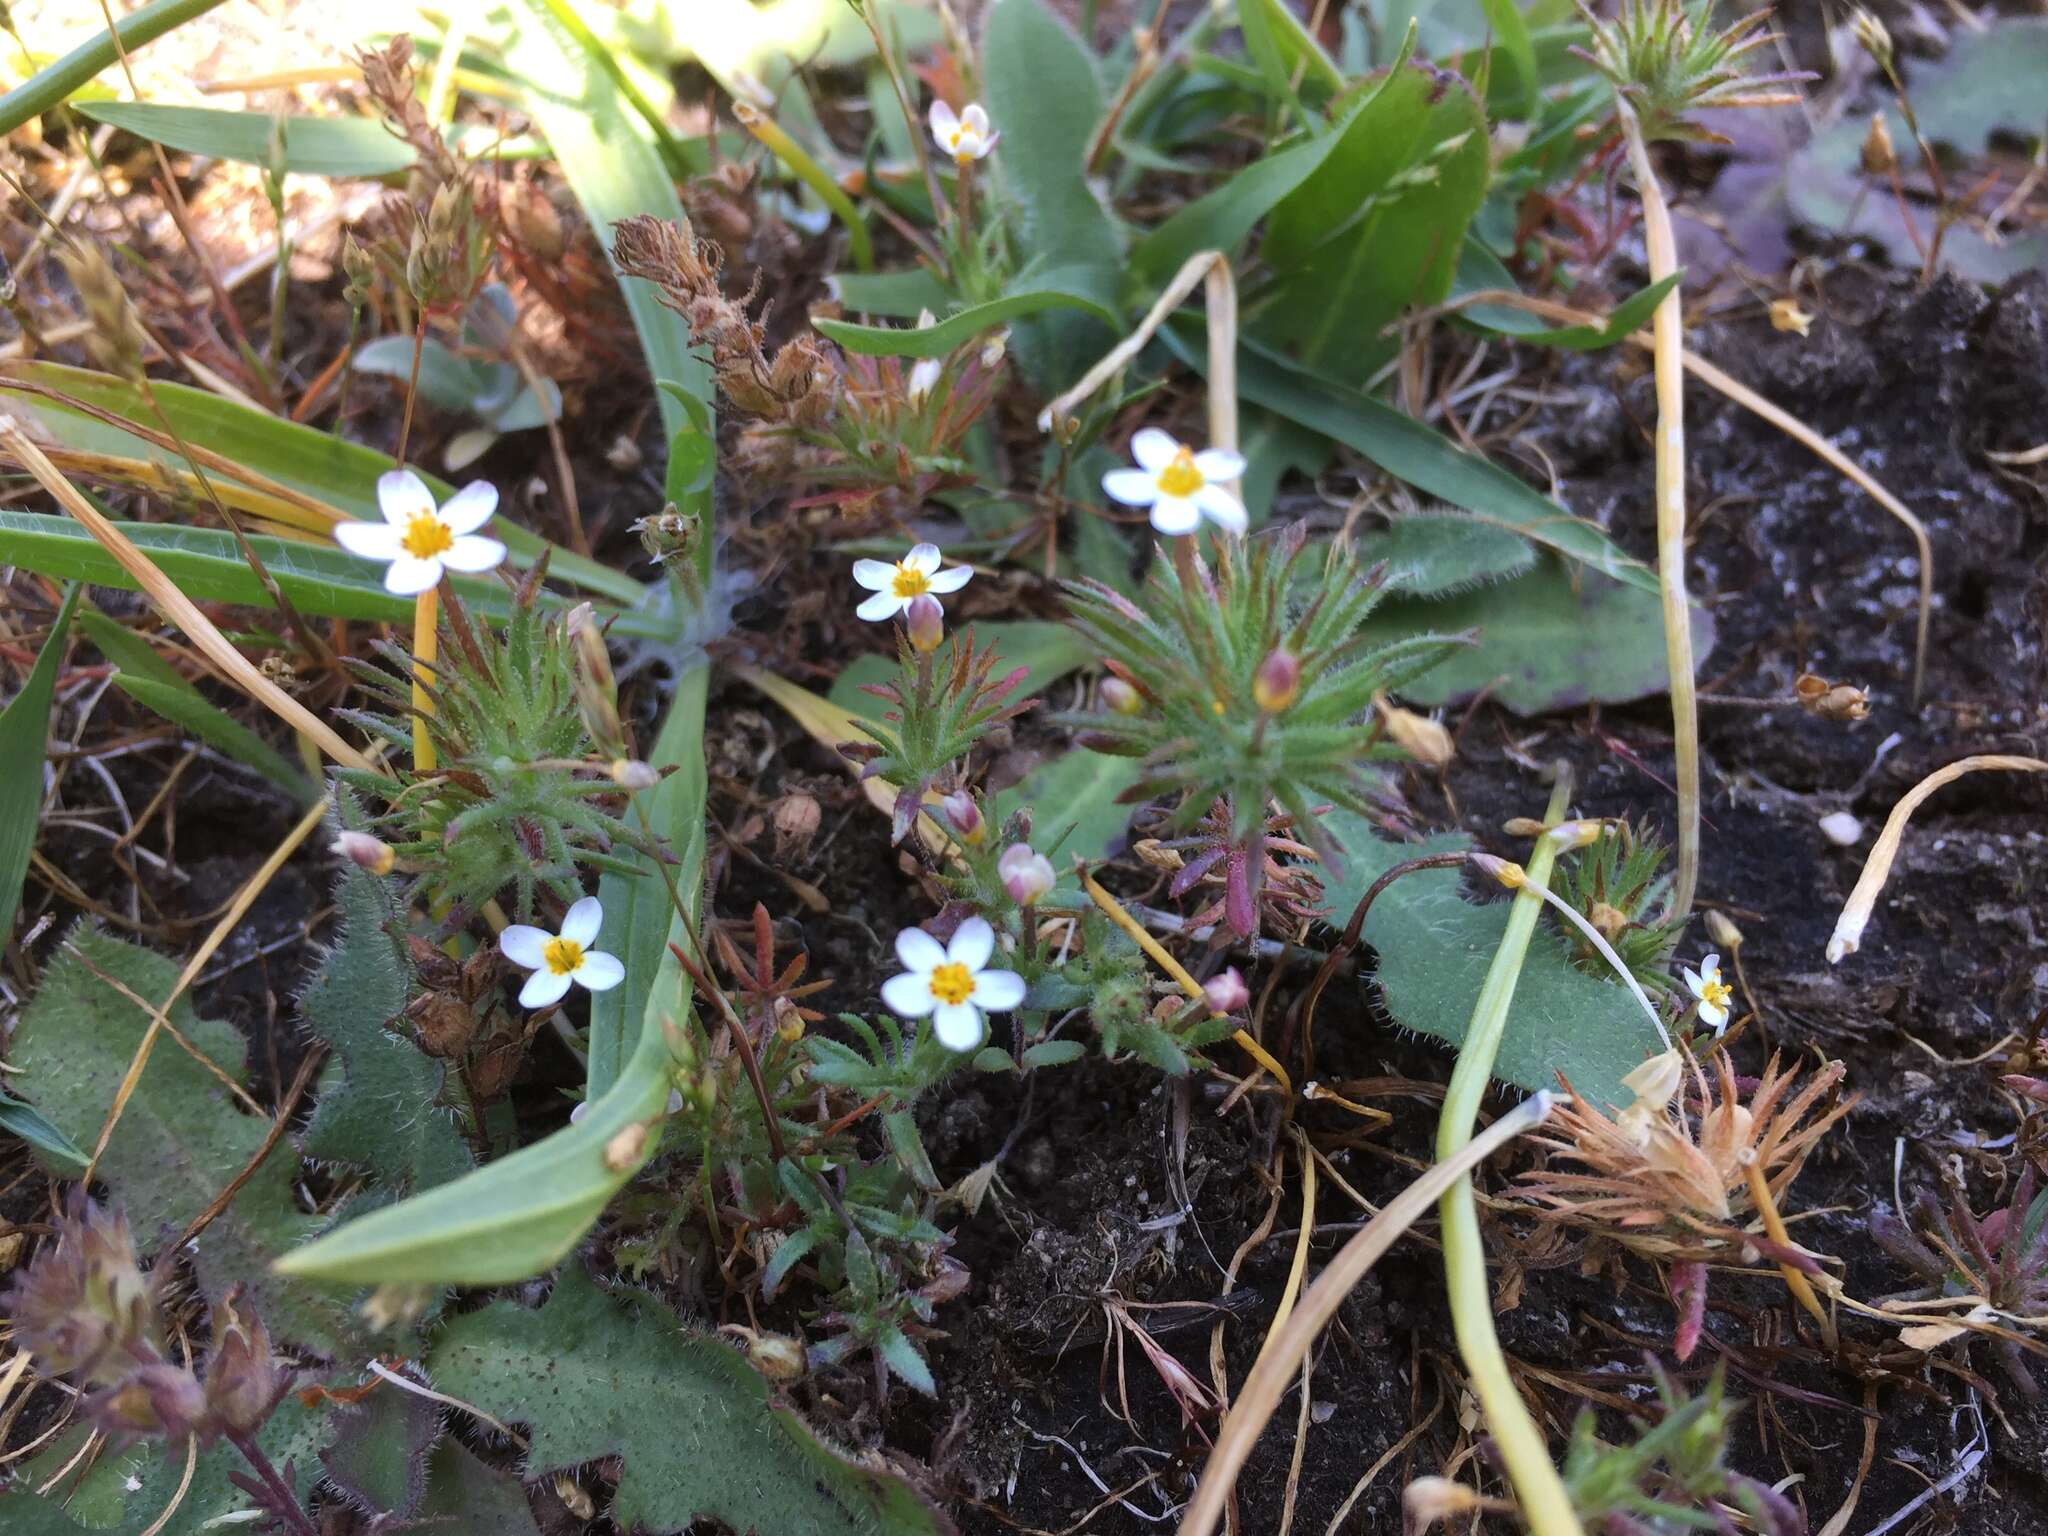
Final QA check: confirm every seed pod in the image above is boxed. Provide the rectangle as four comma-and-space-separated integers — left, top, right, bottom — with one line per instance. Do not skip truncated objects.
1861, 112, 1897, 176
1252, 649, 1300, 714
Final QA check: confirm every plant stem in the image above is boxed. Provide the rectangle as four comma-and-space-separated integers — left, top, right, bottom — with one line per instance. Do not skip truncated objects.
1436, 769, 1584, 1536
226, 1429, 319, 1536
1620, 109, 1700, 924
395, 309, 428, 471
411, 581, 440, 772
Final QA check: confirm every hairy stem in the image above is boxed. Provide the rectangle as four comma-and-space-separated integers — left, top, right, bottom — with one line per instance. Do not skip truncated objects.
1621, 110, 1700, 923
1436, 769, 1584, 1536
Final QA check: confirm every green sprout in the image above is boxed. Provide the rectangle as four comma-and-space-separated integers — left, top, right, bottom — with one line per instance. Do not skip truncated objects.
1555, 818, 1683, 990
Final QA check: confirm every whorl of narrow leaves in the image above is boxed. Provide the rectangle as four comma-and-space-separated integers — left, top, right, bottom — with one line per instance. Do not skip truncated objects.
1056, 524, 1463, 863
1575, 0, 1808, 143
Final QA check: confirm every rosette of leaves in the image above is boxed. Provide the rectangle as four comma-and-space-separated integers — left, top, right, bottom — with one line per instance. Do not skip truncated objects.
1058, 523, 1460, 923
336, 578, 653, 922
841, 630, 1031, 844
1555, 818, 1683, 991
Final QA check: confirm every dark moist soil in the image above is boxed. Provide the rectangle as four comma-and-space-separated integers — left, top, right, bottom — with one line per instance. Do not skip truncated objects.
14, 221, 2048, 1536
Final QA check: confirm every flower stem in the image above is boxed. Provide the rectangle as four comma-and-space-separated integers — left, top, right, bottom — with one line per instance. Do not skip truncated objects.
1621, 109, 1700, 925
1436, 768, 1584, 1536
227, 1429, 319, 1536
411, 582, 439, 773
1744, 1160, 1835, 1347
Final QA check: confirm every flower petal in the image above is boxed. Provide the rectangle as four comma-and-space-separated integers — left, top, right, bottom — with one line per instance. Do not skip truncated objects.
1130, 427, 1181, 472
499, 925, 551, 970
925, 565, 972, 594
561, 895, 604, 946
947, 916, 995, 972
1149, 496, 1202, 535
857, 591, 904, 621
519, 968, 573, 1009
1194, 448, 1246, 482
882, 971, 936, 1018
851, 558, 896, 590
1700, 952, 1720, 977
377, 469, 436, 528
574, 951, 625, 991
382, 555, 444, 595
961, 103, 989, 135
904, 542, 943, 574
1699, 999, 1729, 1030
928, 99, 959, 139
972, 968, 1026, 1011
1194, 483, 1248, 532
977, 130, 999, 156
932, 1001, 984, 1051
438, 480, 499, 534
1682, 967, 1704, 997
895, 925, 947, 974
1102, 468, 1161, 507
333, 520, 403, 561
440, 535, 507, 573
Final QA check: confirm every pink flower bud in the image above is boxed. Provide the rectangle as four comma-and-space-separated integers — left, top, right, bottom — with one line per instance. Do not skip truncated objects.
1252, 649, 1300, 713
904, 594, 944, 653
998, 843, 1055, 905
330, 830, 396, 877
1203, 966, 1250, 1015
1098, 676, 1141, 714
940, 789, 985, 844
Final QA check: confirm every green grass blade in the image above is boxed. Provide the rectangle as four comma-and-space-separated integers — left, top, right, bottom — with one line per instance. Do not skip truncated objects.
0, 362, 643, 606
0, 585, 77, 940
1164, 324, 1657, 594
501, 0, 709, 439
0, 1088, 89, 1175
0, 0, 229, 137
814, 284, 1120, 357
77, 103, 414, 177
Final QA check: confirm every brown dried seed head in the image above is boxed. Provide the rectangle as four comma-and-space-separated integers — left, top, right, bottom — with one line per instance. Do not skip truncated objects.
1861, 112, 1897, 175
59, 244, 146, 386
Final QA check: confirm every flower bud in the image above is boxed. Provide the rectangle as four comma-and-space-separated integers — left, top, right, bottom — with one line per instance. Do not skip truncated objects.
1203, 966, 1250, 1015
1588, 900, 1629, 940
1098, 676, 1141, 715
998, 843, 1055, 905
979, 328, 1009, 369
568, 605, 624, 754
1769, 298, 1814, 337
904, 593, 945, 653
1621, 1048, 1685, 1112
610, 759, 660, 791
1252, 649, 1299, 714
1861, 111, 1897, 176
940, 788, 985, 845
1544, 819, 1605, 852
1469, 852, 1525, 889
90, 1363, 205, 1444
341, 232, 376, 306
1704, 909, 1745, 951
201, 1288, 286, 1436
5, 1197, 159, 1385
741, 1330, 807, 1381
773, 791, 822, 854
1374, 695, 1453, 768
330, 830, 397, 877
1851, 7, 1892, 68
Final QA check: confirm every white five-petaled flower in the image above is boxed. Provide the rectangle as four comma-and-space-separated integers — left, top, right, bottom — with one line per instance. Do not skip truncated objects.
1102, 428, 1247, 536
881, 917, 1025, 1052
929, 100, 998, 164
334, 469, 507, 595
852, 542, 972, 623
500, 896, 625, 1010
1683, 952, 1734, 1034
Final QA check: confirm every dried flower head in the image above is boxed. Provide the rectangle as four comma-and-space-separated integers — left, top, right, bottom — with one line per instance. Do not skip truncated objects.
5, 1196, 161, 1385
58, 243, 147, 386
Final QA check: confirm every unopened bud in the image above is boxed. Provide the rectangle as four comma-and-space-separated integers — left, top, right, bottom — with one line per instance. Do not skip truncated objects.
1769, 298, 1814, 337
341, 232, 375, 306
610, 759, 660, 791
330, 830, 396, 877
1470, 852, 1525, 889
1252, 649, 1300, 714
1203, 966, 1250, 1015
979, 328, 1009, 369
1704, 909, 1745, 951
1851, 7, 1892, 68
1374, 694, 1452, 768
742, 1330, 807, 1381
904, 593, 945, 653
773, 792, 822, 853
1501, 817, 1549, 839
1544, 819, 1605, 852
772, 995, 806, 1042
201, 1288, 285, 1435
998, 843, 1055, 906
604, 1122, 649, 1172
1098, 676, 1141, 714
1861, 112, 1897, 176
1588, 900, 1630, 940
1621, 1048, 1685, 1112
90, 1363, 205, 1443
940, 788, 985, 845
568, 605, 624, 754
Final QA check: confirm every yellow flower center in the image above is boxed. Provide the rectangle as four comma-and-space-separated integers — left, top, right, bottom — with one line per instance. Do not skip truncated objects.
543, 936, 584, 976
400, 512, 454, 560
929, 961, 975, 1006
1155, 446, 1204, 498
1700, 975, 1732, 1011
891, 564, 932, 599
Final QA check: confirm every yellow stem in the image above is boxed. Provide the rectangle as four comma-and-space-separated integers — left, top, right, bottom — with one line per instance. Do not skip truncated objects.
412, 585, 439, 772
1745, 1160, 1835, 1347
1621, 111, 1700, 923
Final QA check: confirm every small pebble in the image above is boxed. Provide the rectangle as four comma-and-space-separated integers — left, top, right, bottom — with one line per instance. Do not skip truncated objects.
1819, 810, 1862, 846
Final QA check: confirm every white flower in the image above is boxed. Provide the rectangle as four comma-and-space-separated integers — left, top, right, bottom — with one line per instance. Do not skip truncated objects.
907, 311, 943, 406
929, 100, 998, 163
851, 542, 973, 622
333, 469, 507, 595
1682, 952, 1734, 1034
500, 896, 625, 1010
880, 916, 1025, 1051
1102, 428, 1247, 536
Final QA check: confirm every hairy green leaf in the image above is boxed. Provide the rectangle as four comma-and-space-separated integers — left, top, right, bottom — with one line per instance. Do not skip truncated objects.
428, 1266, 948, 1536
1358, 513, 1536, 596
1319, 814, 1661, 1108
815, 284, 1120, 357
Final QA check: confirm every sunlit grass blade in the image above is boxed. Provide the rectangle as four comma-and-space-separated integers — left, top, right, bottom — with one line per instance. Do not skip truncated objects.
0, 363, 644, 606
0, 584, 78, 941
732, 101, 874, 271
76, 102, 415, 177
0, 0, 230, 136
